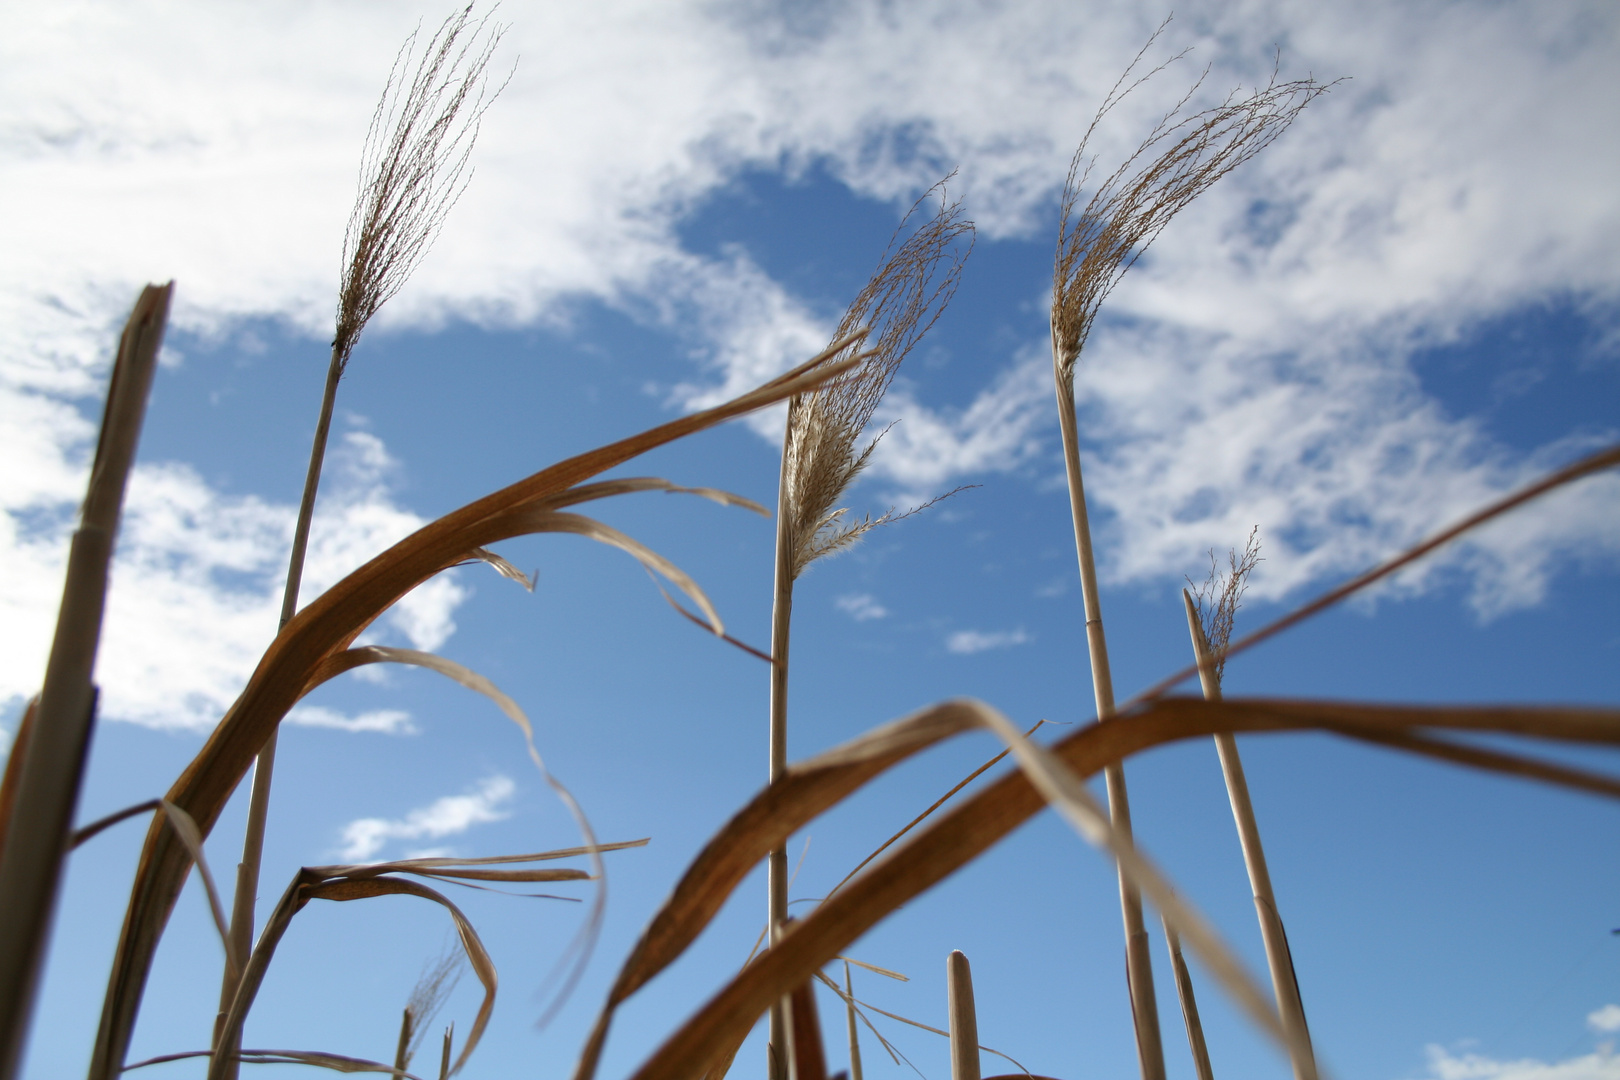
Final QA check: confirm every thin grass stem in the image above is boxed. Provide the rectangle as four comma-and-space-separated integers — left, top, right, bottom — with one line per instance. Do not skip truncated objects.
1183, 589, 1316, 1080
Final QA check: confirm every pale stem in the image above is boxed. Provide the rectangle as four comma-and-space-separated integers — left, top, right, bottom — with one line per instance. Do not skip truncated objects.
1182, 589, 1317, 1080
215, 351, 344, 1078
1052, 339, 1166, 1080
947, 950, 980, 1080
767, 416, 796, 1080
1162, 922, 1215, 1080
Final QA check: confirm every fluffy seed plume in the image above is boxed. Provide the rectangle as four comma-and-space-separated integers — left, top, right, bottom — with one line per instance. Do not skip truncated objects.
336, 4, 510, 375
781, 179, 974, 579
1189, 525, 1263, 688
1052, 37, 1330, 387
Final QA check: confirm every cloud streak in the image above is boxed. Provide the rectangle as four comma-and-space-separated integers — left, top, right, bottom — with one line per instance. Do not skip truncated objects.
338, 775, 515, 862
1, 0, 1616, 740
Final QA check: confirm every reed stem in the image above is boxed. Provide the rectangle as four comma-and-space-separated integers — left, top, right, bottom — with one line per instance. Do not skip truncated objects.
767, 403, 797, 1080
1182, 590, 1315, 1080
0, 284, 171, 1080
947, 951, 980, 1080
1162, 923, 1214, 1080
1051, 339, 1165, 1080
215, 349, 342, 1078
842, 962, 863, 1080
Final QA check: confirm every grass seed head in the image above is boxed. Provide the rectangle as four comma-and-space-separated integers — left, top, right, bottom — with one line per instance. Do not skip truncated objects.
335, 4, 511, 375
1052, 36, 1331, 388
783, 178, 974, 579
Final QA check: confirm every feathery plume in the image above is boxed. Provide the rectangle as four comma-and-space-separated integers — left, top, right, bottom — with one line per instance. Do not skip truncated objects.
781, 178, 975, 578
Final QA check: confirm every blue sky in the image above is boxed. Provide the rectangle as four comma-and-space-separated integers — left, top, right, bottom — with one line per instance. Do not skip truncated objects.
2, 3, 1618, 1079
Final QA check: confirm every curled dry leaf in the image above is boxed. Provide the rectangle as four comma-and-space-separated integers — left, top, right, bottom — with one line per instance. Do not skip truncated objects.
572, 696, 1619, 1080
91, 335, 862, 1080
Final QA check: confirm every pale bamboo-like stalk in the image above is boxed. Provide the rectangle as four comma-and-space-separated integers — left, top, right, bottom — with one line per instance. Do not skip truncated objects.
0, 284, 171, 1080
1161, 923, 1213, 1080
766, 428, 796, 1080
1182, 589, 1315, 1080
764, 181, 970, 1075
947, 951, 980, 1080
843, 962, 863, 1080
1050, 352, 1165, 1080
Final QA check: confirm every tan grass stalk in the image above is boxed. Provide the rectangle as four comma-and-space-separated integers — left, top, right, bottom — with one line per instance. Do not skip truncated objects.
947, 951, 980, 1080
766, 180, 972, 1072
222, 10, 508, 1076
1162, 924, 1214, 1080
843, 962, 863, 1080
0, 283, 170, 1080
1049, 40, 1327, 1078
1183, 533, 1316, 1080
603, 695, 1619, 1080
813, 971, 1030, 1078
90, 342, 860, 1080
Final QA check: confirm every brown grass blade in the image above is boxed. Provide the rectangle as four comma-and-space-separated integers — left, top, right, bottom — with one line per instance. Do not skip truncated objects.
790, 975, 828, 1080
609, 696, 1619, 1080
69, 798, 162, 850
835, 957, 908, 982
155, 800, 242, 988
307, 878, 496, 1078
210, 871, 497, 1080
461, 548, 534, 590
90, 345, 862, 1079
0, 698, 38, 865
312, 839, 648, 879
129, 1046, 428, 1077
496, 510, 725, 634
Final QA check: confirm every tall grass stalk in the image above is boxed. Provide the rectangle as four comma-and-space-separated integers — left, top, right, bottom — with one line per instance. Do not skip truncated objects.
947, 951, 980, 1080
1162, 924, 1214, 1080
1182, 535, 1316, 1080
1049, 37, 1326, 1077
218, 8, 505, 1072
0, 284, 171, 1080
765, 183, 971, 1074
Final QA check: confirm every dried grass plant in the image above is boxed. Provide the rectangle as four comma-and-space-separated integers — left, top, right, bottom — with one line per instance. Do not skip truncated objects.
765, 179, 973, 1076
10, 14, 1620, 1080
1049, 35, 1329, 1080
1182, 527, 1314, 1080
223, 7, 509, 1076
0, 286, 171, 1080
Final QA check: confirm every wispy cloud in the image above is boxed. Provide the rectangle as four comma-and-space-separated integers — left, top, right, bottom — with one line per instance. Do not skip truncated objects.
1590, 1005, 1620, 1034
1420, 1044, 1620, 1080
1, 0, 1616, 738
0, 420, 468, 731
338, 775, 516, 863
835, 593, 889, 621
285, 706, 415, 735
946, 628, 1030, 655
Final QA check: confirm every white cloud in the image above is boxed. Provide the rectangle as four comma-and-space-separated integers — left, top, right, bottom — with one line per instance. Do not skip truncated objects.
835, 593, 889, 621
0, 423, 468, 731
1590, 1005, 1620, 1034
284, 706, 414, 736
1, 0, 1616, 694
337, 775, 515, 862
946, 628, 1031, 655
1420, 1045, 1620, 1080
